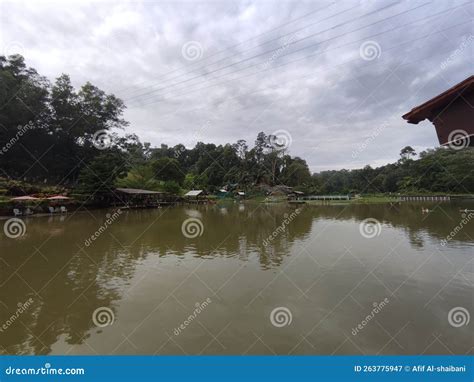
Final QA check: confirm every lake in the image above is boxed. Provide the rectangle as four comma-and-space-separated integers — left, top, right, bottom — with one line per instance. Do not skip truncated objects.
1, 201, 472, 355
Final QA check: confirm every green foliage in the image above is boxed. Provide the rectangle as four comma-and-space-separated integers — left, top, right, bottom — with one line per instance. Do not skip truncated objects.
151, 157, 185, 184
161, 180, 181, 194
2, 56, 472, 198
311, 148, 474, 194
116, 165, 161, 190
76, 153, 127, 199
0, 55, 127, 183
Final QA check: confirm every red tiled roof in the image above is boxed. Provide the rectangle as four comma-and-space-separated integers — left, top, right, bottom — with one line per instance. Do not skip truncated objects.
402, 75, 474, 124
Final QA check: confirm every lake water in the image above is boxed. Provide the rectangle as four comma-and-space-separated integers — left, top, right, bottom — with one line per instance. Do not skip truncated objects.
1, 202, 472, 355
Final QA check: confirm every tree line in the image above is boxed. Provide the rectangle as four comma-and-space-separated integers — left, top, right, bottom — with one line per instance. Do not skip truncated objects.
0, 55, 472, 199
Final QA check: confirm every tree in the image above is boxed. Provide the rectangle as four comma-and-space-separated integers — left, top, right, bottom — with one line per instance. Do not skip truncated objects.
116, 164, 160, 190
400, 146, 416, 161
76, 153, 127, 201
151, 157, 185, 184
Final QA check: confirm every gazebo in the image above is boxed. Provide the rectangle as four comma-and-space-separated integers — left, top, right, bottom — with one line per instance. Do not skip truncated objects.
115, 188, 166, 208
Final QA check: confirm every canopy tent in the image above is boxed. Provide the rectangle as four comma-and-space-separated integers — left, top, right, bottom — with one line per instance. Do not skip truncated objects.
10, 196, 40, 201
47, 195, 71, 200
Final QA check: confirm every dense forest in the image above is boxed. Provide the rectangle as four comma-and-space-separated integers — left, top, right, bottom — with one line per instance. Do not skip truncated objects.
1, 55, 473, 199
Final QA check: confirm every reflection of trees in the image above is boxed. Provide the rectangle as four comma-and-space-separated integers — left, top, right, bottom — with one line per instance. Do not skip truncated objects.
0, 204, 313, 355
308, 201, 474, 248
1, 201, 471, 355
109, 203, 313, 269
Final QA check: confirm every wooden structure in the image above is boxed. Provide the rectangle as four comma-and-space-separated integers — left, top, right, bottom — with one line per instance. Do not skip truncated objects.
184, 190, 208, 204
403, 76, 474, 146
288, 190, 305, 201
115, 188, 168, 208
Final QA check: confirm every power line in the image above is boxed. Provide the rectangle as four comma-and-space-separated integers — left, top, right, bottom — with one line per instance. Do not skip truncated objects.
219, 23, 470, 118
131, 1, 446, 106
120, 2, 358, 98
134, 3, 469, 108
131, 19, 469, 115
114, 1, 338, 95
125, 1, 404, 103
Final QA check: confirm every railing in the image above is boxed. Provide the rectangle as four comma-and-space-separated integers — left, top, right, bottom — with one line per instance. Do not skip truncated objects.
399, 195, 450, 201
304, 195, 350, 200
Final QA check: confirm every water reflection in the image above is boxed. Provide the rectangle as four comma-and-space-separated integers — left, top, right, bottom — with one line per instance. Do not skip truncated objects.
0, 202, 472, 355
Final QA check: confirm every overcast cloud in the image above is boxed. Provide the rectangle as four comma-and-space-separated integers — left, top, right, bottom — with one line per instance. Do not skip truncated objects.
1, 0, 472, 171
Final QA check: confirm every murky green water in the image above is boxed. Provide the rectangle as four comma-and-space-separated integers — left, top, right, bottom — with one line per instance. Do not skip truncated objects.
1, 202, 472, 355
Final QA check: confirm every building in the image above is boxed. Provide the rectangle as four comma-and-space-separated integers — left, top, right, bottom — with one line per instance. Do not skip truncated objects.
184, 190, 208, 204
402, 76, 473, 147
115, 188, 167, 207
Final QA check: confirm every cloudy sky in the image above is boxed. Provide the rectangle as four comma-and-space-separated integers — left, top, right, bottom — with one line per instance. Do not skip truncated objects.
0, 0, 472, 171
